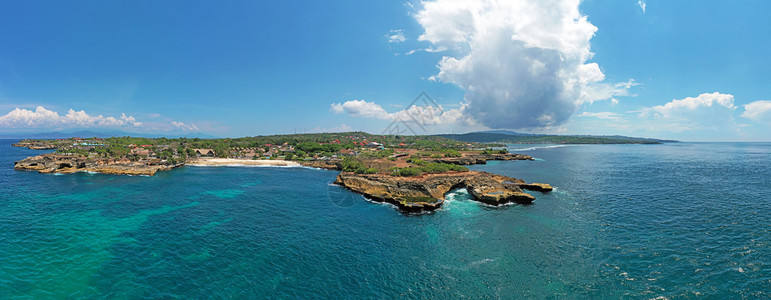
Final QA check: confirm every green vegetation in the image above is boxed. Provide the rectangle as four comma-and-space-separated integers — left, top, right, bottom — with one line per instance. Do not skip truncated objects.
406, 157, 426, 165
16, 131, 501, 174
295, 142, 347, 155
392, 167, 424, 177
402, 196, 440, 204
443, 149, 462, 157
392, 162, 468, 177
481, 148, 508, 155
340, 157, 378, 174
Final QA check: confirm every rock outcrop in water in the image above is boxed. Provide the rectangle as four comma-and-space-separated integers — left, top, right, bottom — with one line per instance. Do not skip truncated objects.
298, 160, 341, 170
14, 154, 182, 176
334, 171, 551, 212
517, 182, 553, 192
425, 153, 534, 165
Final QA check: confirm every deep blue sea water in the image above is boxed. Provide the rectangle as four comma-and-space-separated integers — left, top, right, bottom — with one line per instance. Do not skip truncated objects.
0, 140, 768, 298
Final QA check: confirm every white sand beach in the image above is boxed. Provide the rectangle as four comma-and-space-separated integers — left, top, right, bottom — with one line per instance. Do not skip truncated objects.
188, 158, 302, 167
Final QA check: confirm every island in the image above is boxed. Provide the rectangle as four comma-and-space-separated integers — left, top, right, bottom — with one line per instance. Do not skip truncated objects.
12, 132, 552, 212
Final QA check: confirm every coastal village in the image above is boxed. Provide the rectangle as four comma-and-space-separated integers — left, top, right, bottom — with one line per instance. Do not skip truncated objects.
13, 133, 484, 166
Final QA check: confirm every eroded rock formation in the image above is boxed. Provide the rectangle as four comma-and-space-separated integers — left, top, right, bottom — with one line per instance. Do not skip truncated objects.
334, 171, 550, 212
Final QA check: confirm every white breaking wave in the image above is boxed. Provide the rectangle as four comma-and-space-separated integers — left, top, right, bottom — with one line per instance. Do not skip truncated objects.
509, 145, 569, 151
444, 188, 472, 202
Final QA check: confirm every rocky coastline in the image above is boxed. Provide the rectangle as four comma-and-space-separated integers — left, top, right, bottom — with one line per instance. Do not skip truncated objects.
334, 171, 551, 212
14, 154, 183, 176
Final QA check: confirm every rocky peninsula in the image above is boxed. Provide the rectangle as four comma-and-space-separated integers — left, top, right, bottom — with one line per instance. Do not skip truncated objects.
12, 141, 58, 150
14, 153, 182, 176
334, 171, 551, 212
12, 133, 552, 212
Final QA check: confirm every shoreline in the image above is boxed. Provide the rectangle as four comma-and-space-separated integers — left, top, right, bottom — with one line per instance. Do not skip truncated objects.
188, 158, 302, 167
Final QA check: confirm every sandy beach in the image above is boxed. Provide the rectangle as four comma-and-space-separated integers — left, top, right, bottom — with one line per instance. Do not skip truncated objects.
188, 158, 302, 167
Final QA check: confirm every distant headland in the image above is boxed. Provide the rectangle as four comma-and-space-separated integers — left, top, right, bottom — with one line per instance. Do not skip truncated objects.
436, 130, 678, 144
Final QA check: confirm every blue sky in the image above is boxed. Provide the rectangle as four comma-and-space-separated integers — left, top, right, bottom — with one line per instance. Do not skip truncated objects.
0, 0, 769, 141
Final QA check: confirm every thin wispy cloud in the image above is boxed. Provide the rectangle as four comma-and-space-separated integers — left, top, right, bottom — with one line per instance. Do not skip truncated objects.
578, 79, 639, 105
577, 111, 623, 120
171, 121, 200, 131
387, 29, 406, 43
638, 0, 647, 14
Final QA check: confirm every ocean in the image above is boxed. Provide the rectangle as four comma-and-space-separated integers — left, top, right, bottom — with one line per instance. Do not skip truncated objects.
0, 140, 768, 298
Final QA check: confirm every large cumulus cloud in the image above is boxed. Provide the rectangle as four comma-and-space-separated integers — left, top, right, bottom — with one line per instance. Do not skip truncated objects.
416, 0, 613, 129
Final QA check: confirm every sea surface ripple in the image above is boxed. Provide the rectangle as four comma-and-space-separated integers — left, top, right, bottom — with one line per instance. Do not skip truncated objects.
0, 140, 768, 298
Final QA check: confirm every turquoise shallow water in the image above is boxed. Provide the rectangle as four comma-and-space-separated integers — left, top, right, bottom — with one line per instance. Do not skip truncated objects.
1, 140, 769, 298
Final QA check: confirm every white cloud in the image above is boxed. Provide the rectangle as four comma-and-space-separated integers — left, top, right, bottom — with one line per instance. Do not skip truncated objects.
578, 79, 638, 105
638, 0, 646, 14
636, 92, 739, 133
171, 121, 200, 131
0, 106, 142, 128
0, 105, 206, 133
405, 46, 448, 55
568, 94, 769, 141
741, 100, 771, 123
642, 92, 736, 118
330, 99, 470, 126
387, 29, 406, 43
330, 100, 391, 120
392, 103, 469, 126
414, 0, 632, 129
577, 111, 622, 120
